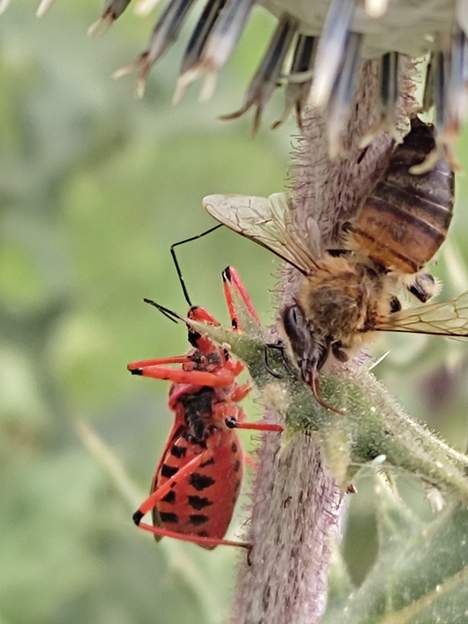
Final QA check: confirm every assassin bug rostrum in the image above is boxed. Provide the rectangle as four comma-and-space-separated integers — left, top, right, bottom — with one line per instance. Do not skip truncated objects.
128, 231, 282, 551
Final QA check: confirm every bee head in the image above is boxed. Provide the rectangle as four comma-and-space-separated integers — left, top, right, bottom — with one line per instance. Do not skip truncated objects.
281, 304, 330, 376
281, 304, 340, 413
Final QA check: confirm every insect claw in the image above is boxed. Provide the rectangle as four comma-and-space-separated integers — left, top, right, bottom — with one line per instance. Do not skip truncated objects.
263, 345, 283, 379
129, 368, 144, 376
132, 509, 144, 526
246, 544, 254, 566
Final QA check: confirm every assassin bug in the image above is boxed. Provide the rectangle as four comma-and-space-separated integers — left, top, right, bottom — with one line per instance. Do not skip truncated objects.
128, 230, 282, 551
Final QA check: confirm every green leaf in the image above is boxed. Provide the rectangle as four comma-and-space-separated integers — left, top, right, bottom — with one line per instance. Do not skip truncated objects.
323, 476, 468, 624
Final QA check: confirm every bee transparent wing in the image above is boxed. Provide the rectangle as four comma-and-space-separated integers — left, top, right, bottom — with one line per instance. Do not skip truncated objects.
375, 291, 468, 338
202, 193, 320, 275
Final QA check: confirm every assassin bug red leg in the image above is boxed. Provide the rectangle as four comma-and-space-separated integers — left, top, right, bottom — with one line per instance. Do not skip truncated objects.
128, 362, 236, 387
128, 229, 283, 552
222, 265, 260, 330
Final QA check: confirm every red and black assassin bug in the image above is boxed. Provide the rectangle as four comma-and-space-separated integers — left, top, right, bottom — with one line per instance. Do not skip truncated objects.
127, 228, 282, 551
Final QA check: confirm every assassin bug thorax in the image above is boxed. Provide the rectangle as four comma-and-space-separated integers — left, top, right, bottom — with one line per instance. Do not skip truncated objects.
127, 235, 282, 551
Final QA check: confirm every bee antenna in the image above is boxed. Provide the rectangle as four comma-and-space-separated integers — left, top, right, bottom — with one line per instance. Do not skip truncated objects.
143, 298, 182, 324
170, 224, 223, 307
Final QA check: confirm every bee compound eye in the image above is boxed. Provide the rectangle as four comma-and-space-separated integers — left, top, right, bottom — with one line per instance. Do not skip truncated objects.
283, 304, 302, 333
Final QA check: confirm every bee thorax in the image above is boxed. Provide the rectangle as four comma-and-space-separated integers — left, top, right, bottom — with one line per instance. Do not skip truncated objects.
297, 259, 385, 349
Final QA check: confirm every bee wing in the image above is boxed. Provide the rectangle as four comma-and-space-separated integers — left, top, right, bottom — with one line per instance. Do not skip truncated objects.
374, 291, 468, 338
203, 193, 321, 275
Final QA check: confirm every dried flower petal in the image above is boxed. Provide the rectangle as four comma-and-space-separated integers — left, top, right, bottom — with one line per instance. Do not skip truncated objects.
220, 13, 297, 134
36, 0, 56, 17
360, 52, 400, 146
272, 35, 316, 130
113, 0, 196, 97
194, 0, 254, 101
88, 0, 133, 36
0, 0, 11, 15
134, 0, 162, 15
310, 0, 356, 108
327, 31, 363, 158
173, 0, 227, 105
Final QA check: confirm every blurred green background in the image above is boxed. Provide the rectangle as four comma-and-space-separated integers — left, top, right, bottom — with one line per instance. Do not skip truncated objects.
1, 3, 468, 623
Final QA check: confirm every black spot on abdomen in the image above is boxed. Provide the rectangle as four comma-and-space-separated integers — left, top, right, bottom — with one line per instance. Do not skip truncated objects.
188, 495, 213, 510
190, 514, 209, 526
161, 464, 179, 478
161, 490, 176, 504
171, 445, 186, 458
190, 473, 215, 491
159, 512, 179, 524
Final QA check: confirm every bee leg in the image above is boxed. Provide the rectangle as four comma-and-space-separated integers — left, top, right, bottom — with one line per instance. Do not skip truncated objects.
331, 341, 349, 362
128, 361, 235, 386
263, 345, 283, 379
264, 340, 294, 376
406, 272, 440, 303
222, 265, 260, 330
224, 413, 283, 433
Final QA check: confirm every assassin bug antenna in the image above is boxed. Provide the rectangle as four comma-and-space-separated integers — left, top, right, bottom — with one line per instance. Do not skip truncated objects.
170, 224, 223, 306
143, 298, 183, 323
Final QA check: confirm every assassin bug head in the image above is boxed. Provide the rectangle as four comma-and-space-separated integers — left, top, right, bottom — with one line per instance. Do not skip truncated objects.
186, 305, 222, 353
142, 298, 221, 355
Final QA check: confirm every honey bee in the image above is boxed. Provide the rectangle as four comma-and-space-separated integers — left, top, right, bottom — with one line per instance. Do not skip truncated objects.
203, 117, 464, 412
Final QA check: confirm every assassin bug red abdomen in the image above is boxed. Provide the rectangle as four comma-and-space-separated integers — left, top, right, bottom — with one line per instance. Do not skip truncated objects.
128, 234, 282, 551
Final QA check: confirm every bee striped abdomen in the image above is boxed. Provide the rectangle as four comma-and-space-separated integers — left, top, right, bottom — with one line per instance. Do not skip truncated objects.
352, 117, 454, 273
